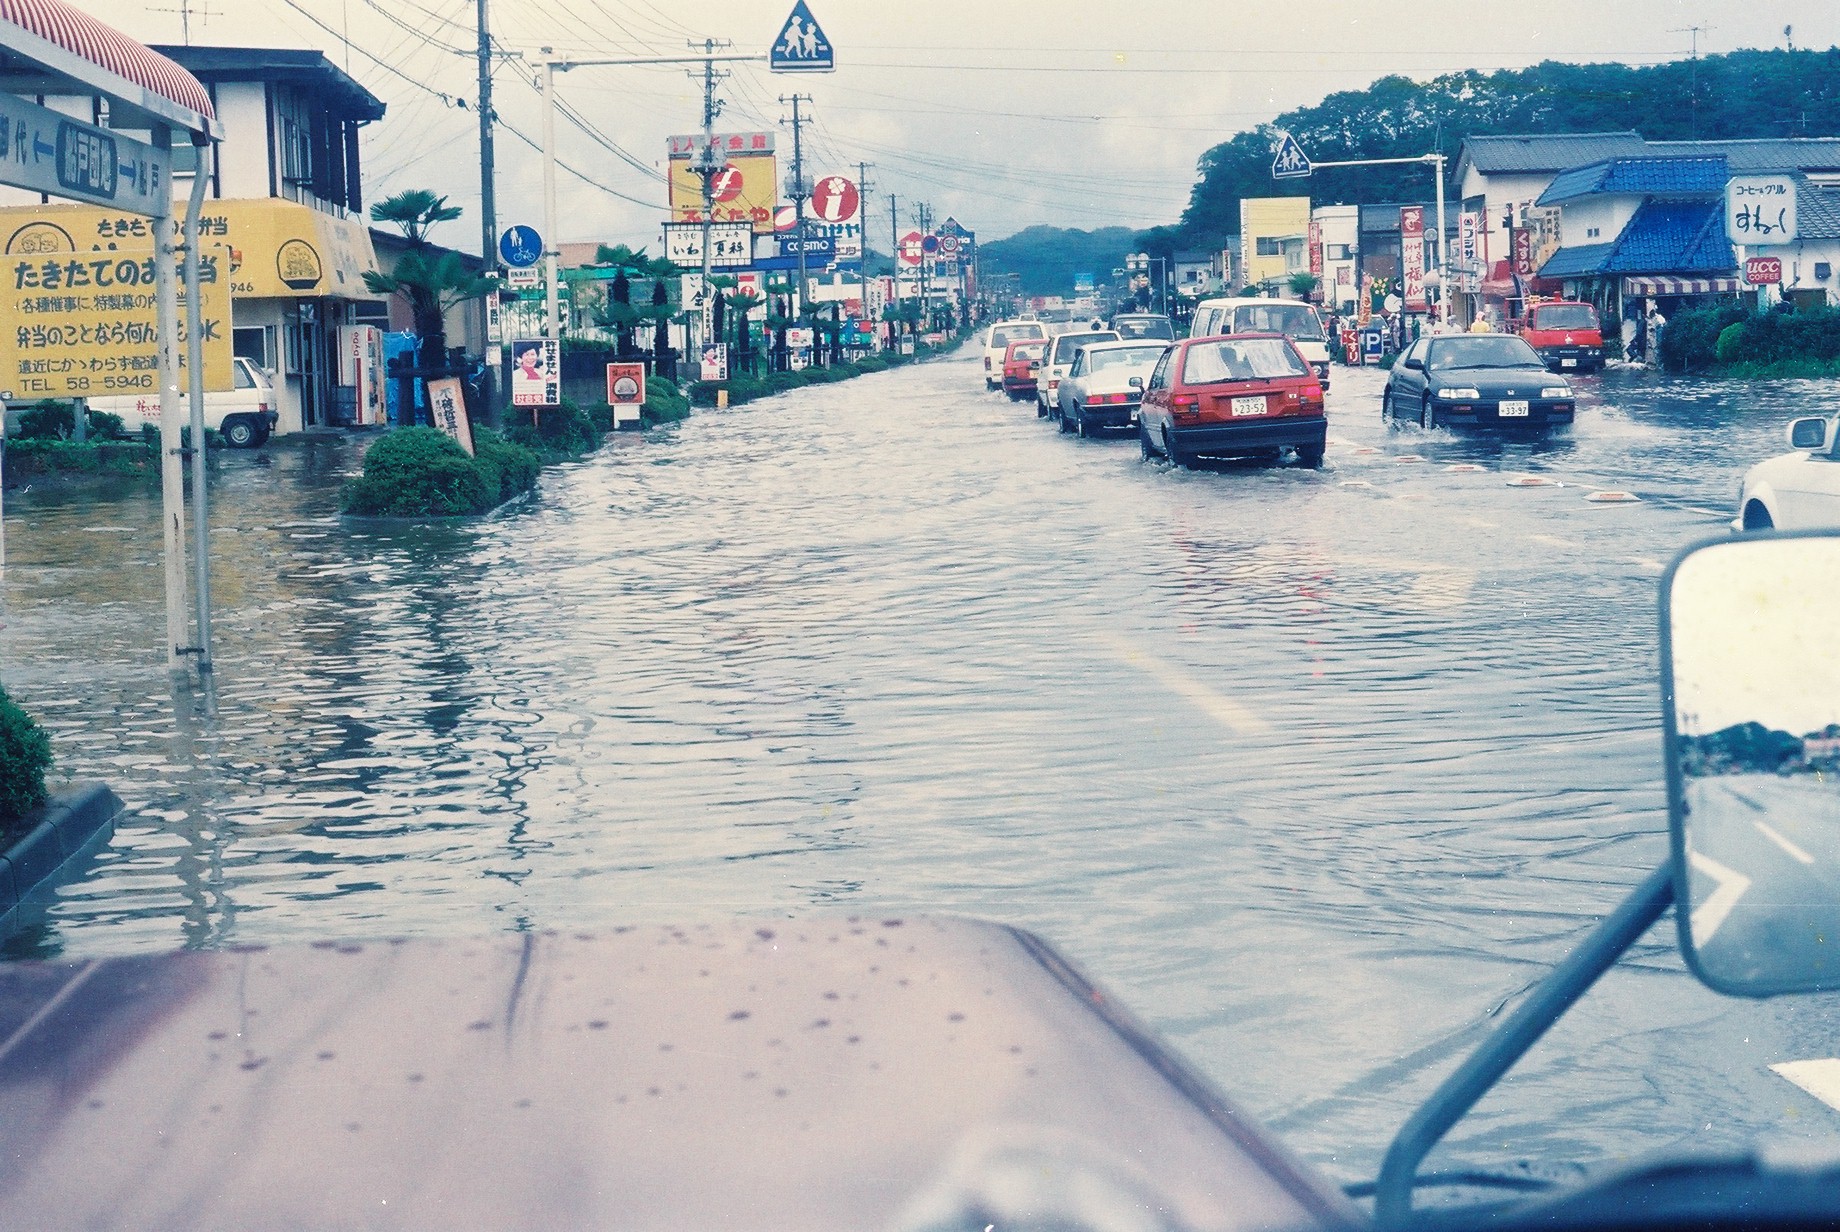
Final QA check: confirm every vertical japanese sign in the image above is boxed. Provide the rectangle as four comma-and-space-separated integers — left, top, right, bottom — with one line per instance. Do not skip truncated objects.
1400, 206, 1426, 311
1513, 227, 1533, 277
1457, 211, 1480, 292
1308, 219, 1323, 282
510, 337, 559, 407
0, 245, 232, 398
425, 376, 475, 456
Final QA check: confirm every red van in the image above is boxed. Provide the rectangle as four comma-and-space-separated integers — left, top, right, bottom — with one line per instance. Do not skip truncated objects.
1516, 301, 1604, 373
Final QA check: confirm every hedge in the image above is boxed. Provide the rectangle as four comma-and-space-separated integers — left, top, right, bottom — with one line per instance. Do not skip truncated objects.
340, 426, 542, 517
0, 685, 52, 835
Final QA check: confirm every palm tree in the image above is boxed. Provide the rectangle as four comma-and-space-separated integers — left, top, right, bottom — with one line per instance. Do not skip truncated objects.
363, 189, 497, 365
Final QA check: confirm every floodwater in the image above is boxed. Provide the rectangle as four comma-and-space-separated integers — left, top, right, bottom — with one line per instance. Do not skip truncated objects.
3, 353, 1839, 1189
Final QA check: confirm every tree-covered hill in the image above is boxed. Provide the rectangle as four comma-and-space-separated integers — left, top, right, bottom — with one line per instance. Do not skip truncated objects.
977, 225, 1138, 296
1167, 47, 1840, 249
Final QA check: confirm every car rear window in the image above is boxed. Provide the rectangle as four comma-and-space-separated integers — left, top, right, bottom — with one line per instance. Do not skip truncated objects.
1010, 342, 1045, 360
1532, 304, 1596, 330
1229, 303, 1325, 342
233, 361, 256, 389
1089, 345, 1167, 371
1053, 332, 1116, 361
990, 324, 1045, 348
1180, 338, 1307, 384
1113, 318, 1175, 340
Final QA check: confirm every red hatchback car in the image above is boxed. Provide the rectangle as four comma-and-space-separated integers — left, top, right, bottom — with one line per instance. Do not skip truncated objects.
1001, 339, 1047, 401
1138, 333, 1326, 468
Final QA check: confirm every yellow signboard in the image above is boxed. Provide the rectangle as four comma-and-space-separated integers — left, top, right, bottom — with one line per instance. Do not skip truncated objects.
0, 199, 379, 299
667, 153, 779, 236
0, 245, 232, 398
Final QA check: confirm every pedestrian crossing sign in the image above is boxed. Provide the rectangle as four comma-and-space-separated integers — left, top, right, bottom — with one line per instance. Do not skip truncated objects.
771, 1, 834, 72
1271, 132, 1312, 180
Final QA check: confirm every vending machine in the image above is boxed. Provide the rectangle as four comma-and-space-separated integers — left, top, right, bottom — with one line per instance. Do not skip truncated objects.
338, 324, 386, 427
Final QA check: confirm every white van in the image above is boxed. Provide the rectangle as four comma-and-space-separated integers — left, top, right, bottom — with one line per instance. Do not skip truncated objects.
1189, 298, 1332, 387
981, 319, 1048, 390
85, 355, 279, 447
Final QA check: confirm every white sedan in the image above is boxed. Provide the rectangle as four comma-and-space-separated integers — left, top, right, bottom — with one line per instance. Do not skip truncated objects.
1736, 416, 1840, 531
1054, 340, 1171, 438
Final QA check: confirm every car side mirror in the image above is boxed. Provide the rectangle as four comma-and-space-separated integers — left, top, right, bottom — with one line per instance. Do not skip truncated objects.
1403, 357, 1423, 370
1663, 532, 1840, 997
1787, 416, 1835, 453
1129, 376, 1144, 389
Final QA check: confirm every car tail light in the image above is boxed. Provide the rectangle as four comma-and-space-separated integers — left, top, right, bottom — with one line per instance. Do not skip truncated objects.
1171, 393, 1200, 419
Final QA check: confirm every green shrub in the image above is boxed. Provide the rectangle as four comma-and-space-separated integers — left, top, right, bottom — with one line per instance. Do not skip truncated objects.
642, 376, 690, 425
17, 402, 79, 439
1715, 321, 1747, 364
0, 685, 52, 827
471, 428, 541, 502
341, 426, 493, 517
1658, 302, 1748, 372
505, 396, 598, 457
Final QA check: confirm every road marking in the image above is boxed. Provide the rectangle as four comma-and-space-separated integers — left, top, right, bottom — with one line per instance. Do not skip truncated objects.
1689, 849, 1751, 943
1755, 820, 1816, 865
1772, 1058, 1840, 1111
1100, 636, 1272, 735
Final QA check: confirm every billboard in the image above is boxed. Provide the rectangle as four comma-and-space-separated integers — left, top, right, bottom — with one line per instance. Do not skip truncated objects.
667, 132, 778, 235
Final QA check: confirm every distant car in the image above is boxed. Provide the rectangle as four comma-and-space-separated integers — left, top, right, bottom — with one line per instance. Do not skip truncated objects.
1735, 416, 1840, 531
1108, 314, 1178, 342
982, 319, 1047, 390
1189, 298, 1332, 387
1382, 334, 1575, 429
1001, 339, 1047, 402
1036, 329, 1119, 418
1138, 333, 1326, 468
84, 355, 279, 447
1516, 300, 1604, 373
1056, 340, 1170, 437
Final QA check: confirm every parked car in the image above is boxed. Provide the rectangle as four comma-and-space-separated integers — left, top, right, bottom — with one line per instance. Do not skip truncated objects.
981, 319, 1047, 389
1035, 329, 1119, 418
1055, 340, 1170, 437
1000, 339, 1047, 401
1107, 313, 1177, 342
1735, 415, 1840, 531
1382, 334, 1575, 429
1515, 300, 1605, 372
1138, 333, 1326, 468
84, 355, 279, 447
1188, 298, 1332, 387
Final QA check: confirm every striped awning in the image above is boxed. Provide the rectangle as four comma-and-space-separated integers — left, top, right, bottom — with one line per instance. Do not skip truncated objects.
0, 0, 214, 130
1621, 275, 1742, 296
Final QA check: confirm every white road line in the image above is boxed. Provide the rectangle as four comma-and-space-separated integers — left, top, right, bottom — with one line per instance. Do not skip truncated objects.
1100, 636, 1272, 736
1688, 849, 1752, 944
1754, 820, 1816, 865
1772, 1058, 1840, 1112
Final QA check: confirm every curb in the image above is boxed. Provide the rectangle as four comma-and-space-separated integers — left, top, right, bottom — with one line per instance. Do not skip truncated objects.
0, 782, 123, 921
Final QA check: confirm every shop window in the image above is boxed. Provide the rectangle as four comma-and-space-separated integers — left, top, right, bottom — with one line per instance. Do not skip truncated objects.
234, 326, 274, 373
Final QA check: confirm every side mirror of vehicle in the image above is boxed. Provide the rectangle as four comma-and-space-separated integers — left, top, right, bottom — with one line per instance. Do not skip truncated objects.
1129, 376, 1144, 389
1403, 357, 1423, 370
1663, 532, 1840, 996
1787, 416, 1835, 453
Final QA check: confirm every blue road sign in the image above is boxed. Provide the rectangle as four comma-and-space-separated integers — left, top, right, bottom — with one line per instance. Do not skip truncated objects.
499, 226, 543, 268
770, 1, 834, 72
1271, 132, 1312, 180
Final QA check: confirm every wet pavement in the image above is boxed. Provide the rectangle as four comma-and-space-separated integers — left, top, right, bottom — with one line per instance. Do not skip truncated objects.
3, 353, 1840, 1188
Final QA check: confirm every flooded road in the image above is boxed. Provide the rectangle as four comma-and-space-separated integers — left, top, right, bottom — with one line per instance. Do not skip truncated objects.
4, 353, 1839, 1187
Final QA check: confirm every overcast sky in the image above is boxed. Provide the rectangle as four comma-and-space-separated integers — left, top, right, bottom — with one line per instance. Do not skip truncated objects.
81, 1, 1840, 256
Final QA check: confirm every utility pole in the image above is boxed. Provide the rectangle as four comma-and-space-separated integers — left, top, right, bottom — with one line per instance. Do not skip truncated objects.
1671, 24, 1713, 138
914, 202, 932, 324
780, 94, 812, 319
476, 0, 500, 409
888, 192, 898, 347
690, 41, 730, 353
855, 160, 873, 320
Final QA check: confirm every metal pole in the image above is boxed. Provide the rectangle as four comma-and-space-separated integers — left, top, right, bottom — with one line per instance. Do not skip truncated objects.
153, 127, 188, 672
856, 160, 872, 326
696, 42, 721, 348
784, 94, 809, 320
182, 140, 214, 674
888, 192, 898, 347
541, 51, 560, 342
1434, 153, 1449, 326
477, 0, 496, 263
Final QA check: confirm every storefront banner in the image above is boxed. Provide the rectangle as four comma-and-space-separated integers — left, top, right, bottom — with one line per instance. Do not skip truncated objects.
0, 243, 232, 398
0, 199, 379, 300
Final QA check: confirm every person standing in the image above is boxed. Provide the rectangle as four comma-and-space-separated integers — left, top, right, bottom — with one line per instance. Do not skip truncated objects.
1645, 304, 1667, 366
1621, 310, 1641, 364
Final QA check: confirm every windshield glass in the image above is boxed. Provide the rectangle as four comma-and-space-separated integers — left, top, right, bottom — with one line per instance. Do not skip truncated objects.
1054, 332, 1116, 360
1231, 303, 1325, 342
1533, 305, 1597, 330
1429, 336, 1544, 370
1113, 318, 1176, 340
1180, 337, 1307, 383
1088, 345, 1168, 372
990, 324, 1045, 348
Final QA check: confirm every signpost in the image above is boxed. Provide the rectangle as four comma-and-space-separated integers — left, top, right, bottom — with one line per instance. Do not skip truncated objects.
1745, 255, 1784, 285
510, 337, 560, 409
0, 93, 171, 215
606, 361, 646, 427
663, 221, 753, 268
700, 342, 729, 382
770, 1, 834, 72
898, 230, 925, 267
498, 225, 543, 268
1271, 132, 1312, 180
1725, 175, 1797, 245
809, 175, 859, 223
425, 376, 475, 455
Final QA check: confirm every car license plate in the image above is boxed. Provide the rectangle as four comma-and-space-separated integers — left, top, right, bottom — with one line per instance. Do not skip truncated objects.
1499, 400, 1530, 417
1230, 395, 1267, 416
1560, 358, 1577, 368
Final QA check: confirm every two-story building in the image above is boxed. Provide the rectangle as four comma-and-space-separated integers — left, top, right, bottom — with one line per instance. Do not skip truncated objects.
0, 47, 389, 432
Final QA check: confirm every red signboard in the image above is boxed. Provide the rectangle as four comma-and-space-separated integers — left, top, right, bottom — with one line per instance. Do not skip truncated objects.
606, 362, 646, 406
1745, 255, 1783, 285
1399, 205, 1424, 238
810, 175, 859, 223
898, 230, 925, 267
